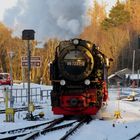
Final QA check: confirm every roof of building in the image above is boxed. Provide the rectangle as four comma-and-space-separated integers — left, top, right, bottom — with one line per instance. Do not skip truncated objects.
108, 74, 122, 79
115, 68, 131, 75
108, 68, 132, 80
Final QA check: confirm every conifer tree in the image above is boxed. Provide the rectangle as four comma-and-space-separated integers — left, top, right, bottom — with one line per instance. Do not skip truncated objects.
102, 1, 130, 30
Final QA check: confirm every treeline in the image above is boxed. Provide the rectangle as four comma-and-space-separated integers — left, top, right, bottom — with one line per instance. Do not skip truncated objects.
0, 0, 140, 84
81, 0, 140, 73
0, 23, 59, 84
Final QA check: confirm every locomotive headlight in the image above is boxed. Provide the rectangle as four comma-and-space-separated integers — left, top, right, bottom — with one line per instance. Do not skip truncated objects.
60, 80, 66, 86
84, 79, 90, 85
73, 39, 79, 45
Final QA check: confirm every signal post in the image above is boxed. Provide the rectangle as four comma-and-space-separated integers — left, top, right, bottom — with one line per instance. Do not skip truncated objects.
22, 29, 35, 120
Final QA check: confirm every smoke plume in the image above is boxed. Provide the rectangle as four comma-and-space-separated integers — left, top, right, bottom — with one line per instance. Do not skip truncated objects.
4, 0, 91, 40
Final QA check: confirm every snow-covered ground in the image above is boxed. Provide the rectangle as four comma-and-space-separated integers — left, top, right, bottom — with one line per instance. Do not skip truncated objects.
0, 84, 140, 140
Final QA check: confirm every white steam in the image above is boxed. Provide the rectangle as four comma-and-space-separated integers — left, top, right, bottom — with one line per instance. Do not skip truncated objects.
4, 0, 91, 40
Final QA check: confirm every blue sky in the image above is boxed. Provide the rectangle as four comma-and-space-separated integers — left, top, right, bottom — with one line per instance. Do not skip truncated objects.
0, 0, 18, 21
0, 0, 120, 21
0, 0, 125, 40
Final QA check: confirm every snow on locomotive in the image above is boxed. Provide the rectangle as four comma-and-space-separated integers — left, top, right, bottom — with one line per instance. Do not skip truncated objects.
50, 38, 110, 115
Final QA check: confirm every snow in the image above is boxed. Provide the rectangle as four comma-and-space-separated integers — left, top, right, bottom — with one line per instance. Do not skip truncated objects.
0, 84, 140, 140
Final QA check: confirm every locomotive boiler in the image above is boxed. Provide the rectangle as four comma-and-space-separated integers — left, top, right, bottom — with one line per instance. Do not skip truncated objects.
50, 38, 110, 115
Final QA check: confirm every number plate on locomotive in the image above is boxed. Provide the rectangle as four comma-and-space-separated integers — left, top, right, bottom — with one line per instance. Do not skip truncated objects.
67, 61, 85, 66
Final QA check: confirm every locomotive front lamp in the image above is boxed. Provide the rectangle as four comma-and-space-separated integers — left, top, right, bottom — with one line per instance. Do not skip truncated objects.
60, 80, 66, 86
73, 39, 79, 45
84, 79, 90, 85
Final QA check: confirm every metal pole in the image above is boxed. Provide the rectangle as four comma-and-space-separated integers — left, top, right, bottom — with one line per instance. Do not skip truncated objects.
9, 51, 14, 108
131, 50, 135, 88
117, 82, 120, 111
10, 58, 13, 107
137, 70, 140, 87
27, 40, 31, 112
22, 67, 25, 89
22, 29, 35, 119
5, 87, 9, 109
132, 50, 135, 76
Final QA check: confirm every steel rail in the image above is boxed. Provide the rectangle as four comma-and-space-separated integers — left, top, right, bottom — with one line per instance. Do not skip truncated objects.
0, 117, 64, 140
60, 116, 92, 140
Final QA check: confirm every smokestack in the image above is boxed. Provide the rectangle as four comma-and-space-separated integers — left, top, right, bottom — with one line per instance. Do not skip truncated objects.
3, 0, 91, 40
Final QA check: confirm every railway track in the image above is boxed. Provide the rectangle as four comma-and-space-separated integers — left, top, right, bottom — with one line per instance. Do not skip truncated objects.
60, 116, 92, 140
130, 133, 140, 140
0, 118, 59, 135
0, 105, 43, 114
0, 116, 92, 140
0, 117, 65, 140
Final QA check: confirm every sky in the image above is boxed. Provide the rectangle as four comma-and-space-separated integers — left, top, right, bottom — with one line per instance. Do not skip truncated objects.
0, 0, 118, 21
0, 0, 124, 40
0, 0, 18, 21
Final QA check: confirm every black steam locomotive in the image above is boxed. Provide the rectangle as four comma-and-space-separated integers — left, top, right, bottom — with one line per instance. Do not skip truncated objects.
50, 38, 110, 115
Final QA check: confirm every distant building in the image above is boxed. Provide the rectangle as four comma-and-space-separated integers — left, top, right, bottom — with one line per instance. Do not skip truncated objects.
108, 68, 132, 87
108, 74, 123, 85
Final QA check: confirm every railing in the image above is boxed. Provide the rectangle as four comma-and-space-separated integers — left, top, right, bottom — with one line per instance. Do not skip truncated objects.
40, 90, 52, 100
0, 87, 52, 104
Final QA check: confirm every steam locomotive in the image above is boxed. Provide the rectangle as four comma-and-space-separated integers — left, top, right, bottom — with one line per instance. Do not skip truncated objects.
50, 38, 110, 115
